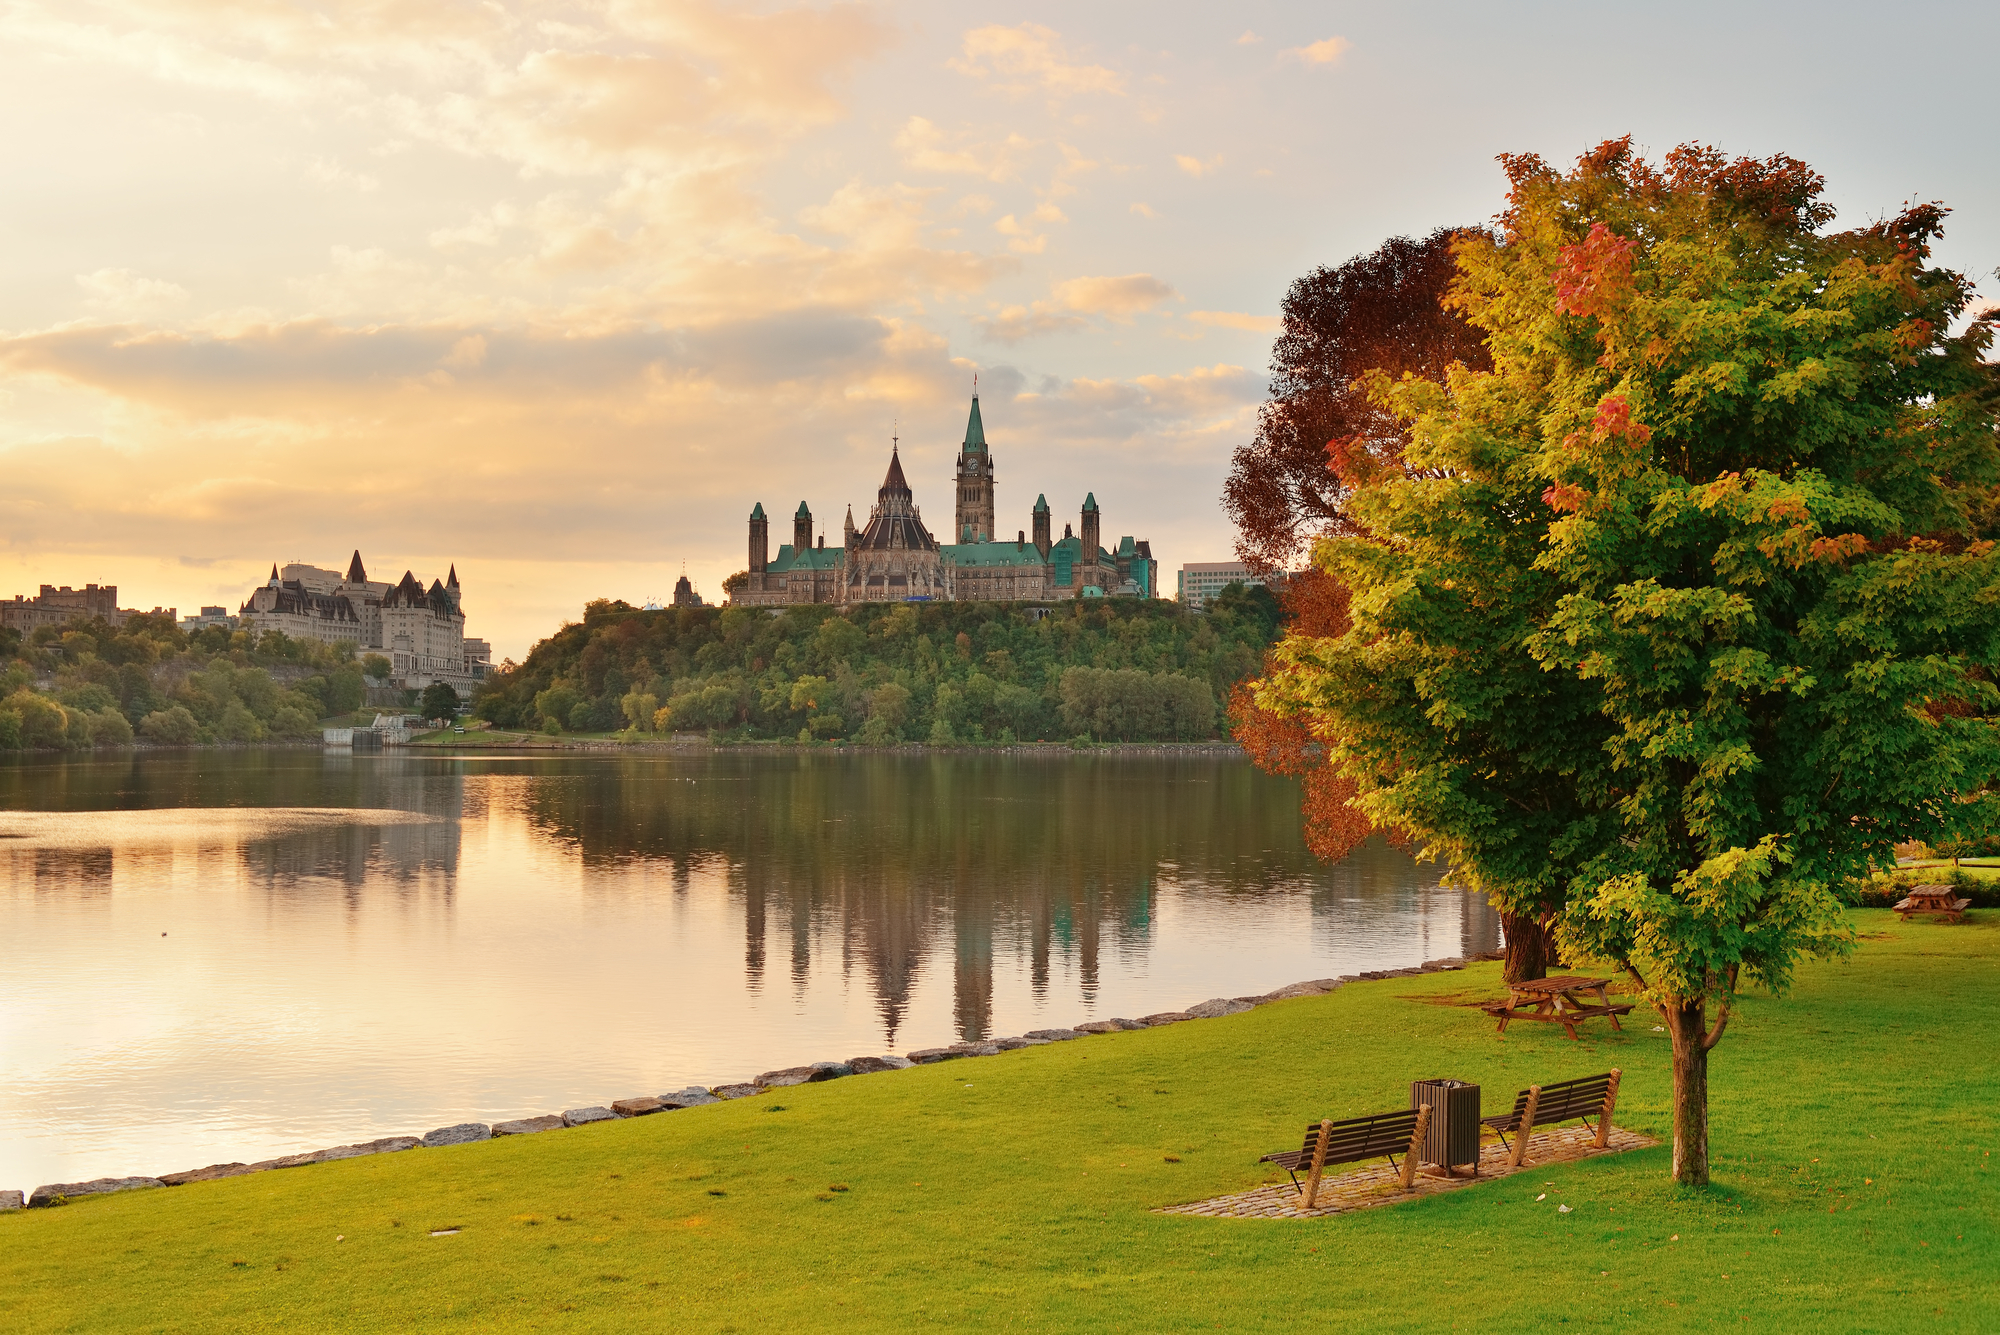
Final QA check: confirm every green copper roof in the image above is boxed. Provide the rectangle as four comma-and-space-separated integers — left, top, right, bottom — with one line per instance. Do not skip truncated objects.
1033, 493, 1049, 513
1082, 492, 1098, 513
795, 500, 812, 518
942, 540, 1045, 568
766, 544, 846, 574
751, 502, 766, 520
963, 394, 986, 452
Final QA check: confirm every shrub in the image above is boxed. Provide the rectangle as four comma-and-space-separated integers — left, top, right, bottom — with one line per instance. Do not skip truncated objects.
328, 665, 365, 715
6, 691, 70, 749
139, 705, 202, 745
215, 699, 265, 743
621, 689, 658, 732
268, 705, 319, 739
86, 707, 134, 746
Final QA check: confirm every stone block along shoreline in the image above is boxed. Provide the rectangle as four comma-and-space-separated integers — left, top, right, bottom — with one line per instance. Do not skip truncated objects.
3, 956, 1482, 1212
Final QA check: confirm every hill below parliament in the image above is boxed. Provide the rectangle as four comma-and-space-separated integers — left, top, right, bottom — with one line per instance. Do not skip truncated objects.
472, 588, 1280, 745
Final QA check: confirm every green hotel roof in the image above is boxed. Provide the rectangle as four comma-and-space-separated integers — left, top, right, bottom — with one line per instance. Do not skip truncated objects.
750, 502, 766, 520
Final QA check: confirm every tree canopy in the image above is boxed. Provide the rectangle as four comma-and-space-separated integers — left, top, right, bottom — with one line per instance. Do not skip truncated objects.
1260, 137, 2000, 1184
0, 613, 364, 750
473, 595, 1276, 745
1224, 227, 1491, 574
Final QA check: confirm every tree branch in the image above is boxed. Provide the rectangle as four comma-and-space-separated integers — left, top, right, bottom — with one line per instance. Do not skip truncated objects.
1703, 964, 1739, 1050
1703, 1001, 1732, 1050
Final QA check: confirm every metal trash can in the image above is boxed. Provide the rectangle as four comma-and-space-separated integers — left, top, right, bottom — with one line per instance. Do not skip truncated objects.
1410, 1078, 1481, 1177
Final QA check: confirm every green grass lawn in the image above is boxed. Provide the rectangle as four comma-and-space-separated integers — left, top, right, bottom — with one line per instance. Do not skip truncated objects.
4, 910, 1994, 1332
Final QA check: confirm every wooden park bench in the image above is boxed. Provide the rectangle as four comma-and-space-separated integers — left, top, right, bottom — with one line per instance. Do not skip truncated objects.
1480, 975, 1635, 1040
1894, 884, 1972, 923
1259, 1105, 1431, 1209
1481, 1069, 1622, 1169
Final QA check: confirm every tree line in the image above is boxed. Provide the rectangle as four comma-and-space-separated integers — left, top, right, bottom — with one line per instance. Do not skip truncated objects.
471, 590, 1279, 745
0, 614, 391, 750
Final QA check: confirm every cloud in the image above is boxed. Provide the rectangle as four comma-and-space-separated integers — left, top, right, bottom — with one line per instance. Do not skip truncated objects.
1236, 30, 1262, 45
993, 214, 1046, 254
1130, 202, 1158, 219
75, 269, 189, 315
300, 157, 379, 192
1052, 274, 1177, 318
948, 23, 1124, 99
976, 305, 1088, 342
1175, 154, 1222, 178
439, 335, 487, 371
1284, 36, 1352, 65
1189, 310, 1278, 332
977, 273, 1178, 342
893, 117, 1032, 181
0, 2, 1271, 652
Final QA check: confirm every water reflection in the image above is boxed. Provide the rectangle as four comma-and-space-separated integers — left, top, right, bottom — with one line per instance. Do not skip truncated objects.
0, 750, 1497, 1193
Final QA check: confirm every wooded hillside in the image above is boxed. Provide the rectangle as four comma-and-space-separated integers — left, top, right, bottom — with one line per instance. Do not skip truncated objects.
0, 614, 377, 749
472, 590, 1280, 744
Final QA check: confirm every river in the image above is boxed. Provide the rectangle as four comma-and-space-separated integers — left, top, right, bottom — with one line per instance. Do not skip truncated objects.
0, 748, 1496, 1194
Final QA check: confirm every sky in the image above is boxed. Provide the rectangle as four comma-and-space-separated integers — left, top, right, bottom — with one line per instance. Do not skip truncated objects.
2, 1, 1995, 660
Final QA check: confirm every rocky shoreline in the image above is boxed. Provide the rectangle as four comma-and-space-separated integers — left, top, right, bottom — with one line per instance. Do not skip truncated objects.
419, 736, 1248, 757
2, 955, 1485, 1214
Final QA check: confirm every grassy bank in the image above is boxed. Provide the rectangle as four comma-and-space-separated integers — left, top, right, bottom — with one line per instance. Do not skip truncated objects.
3, 911, 1993, 1332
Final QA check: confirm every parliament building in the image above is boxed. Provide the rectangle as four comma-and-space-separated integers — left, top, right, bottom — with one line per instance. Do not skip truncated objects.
731, 394, 1157, 607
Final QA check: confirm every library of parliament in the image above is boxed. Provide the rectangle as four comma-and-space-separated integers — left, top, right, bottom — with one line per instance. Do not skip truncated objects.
730, 393, 1158, 607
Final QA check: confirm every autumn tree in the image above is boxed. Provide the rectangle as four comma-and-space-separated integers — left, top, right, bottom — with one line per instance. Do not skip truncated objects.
1264, 138, 2000, 1185
1225, 228, 1578, 976
1224, 227, 1491, 573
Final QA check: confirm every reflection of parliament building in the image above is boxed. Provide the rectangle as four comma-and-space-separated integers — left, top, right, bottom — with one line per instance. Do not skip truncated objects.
236, 552, 492, 696
731, 393, 1159, 606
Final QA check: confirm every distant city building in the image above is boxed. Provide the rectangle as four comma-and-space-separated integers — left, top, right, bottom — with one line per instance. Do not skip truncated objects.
180, 606, 238, 633
671, 574, 708, 608
235, 552, 491, 696
1177, 561, 1293, 610
1, 584, 175, 635
731, 392, 1158, 606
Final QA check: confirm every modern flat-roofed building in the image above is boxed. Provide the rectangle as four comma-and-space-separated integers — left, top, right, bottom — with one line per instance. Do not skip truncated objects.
1177, 561, 1282, 610
180, 606, 237, 633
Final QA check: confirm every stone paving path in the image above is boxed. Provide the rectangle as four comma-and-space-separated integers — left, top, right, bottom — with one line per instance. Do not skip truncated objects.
1159, 1124, 1657, 1220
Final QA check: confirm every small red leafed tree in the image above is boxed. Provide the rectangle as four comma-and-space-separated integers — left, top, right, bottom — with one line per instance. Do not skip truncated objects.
1224, 228, 1492, 573
1226, 230, 1572, 978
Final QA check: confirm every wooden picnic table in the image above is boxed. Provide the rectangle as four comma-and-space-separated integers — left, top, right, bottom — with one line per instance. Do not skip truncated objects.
1481, 975, 1633, 1041
1894, 883, 1971, 923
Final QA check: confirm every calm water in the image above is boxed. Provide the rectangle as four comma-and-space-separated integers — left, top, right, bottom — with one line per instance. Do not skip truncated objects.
0, 749, 1496, 1194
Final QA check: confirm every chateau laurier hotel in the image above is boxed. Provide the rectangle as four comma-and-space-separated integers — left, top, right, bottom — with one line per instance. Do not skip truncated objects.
731, 393, 1158, 607
235, 553, 491, 696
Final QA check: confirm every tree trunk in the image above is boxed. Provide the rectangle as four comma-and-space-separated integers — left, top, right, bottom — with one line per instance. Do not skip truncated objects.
1664, 998, 1711, 1186
1500, 911, 1555, 984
